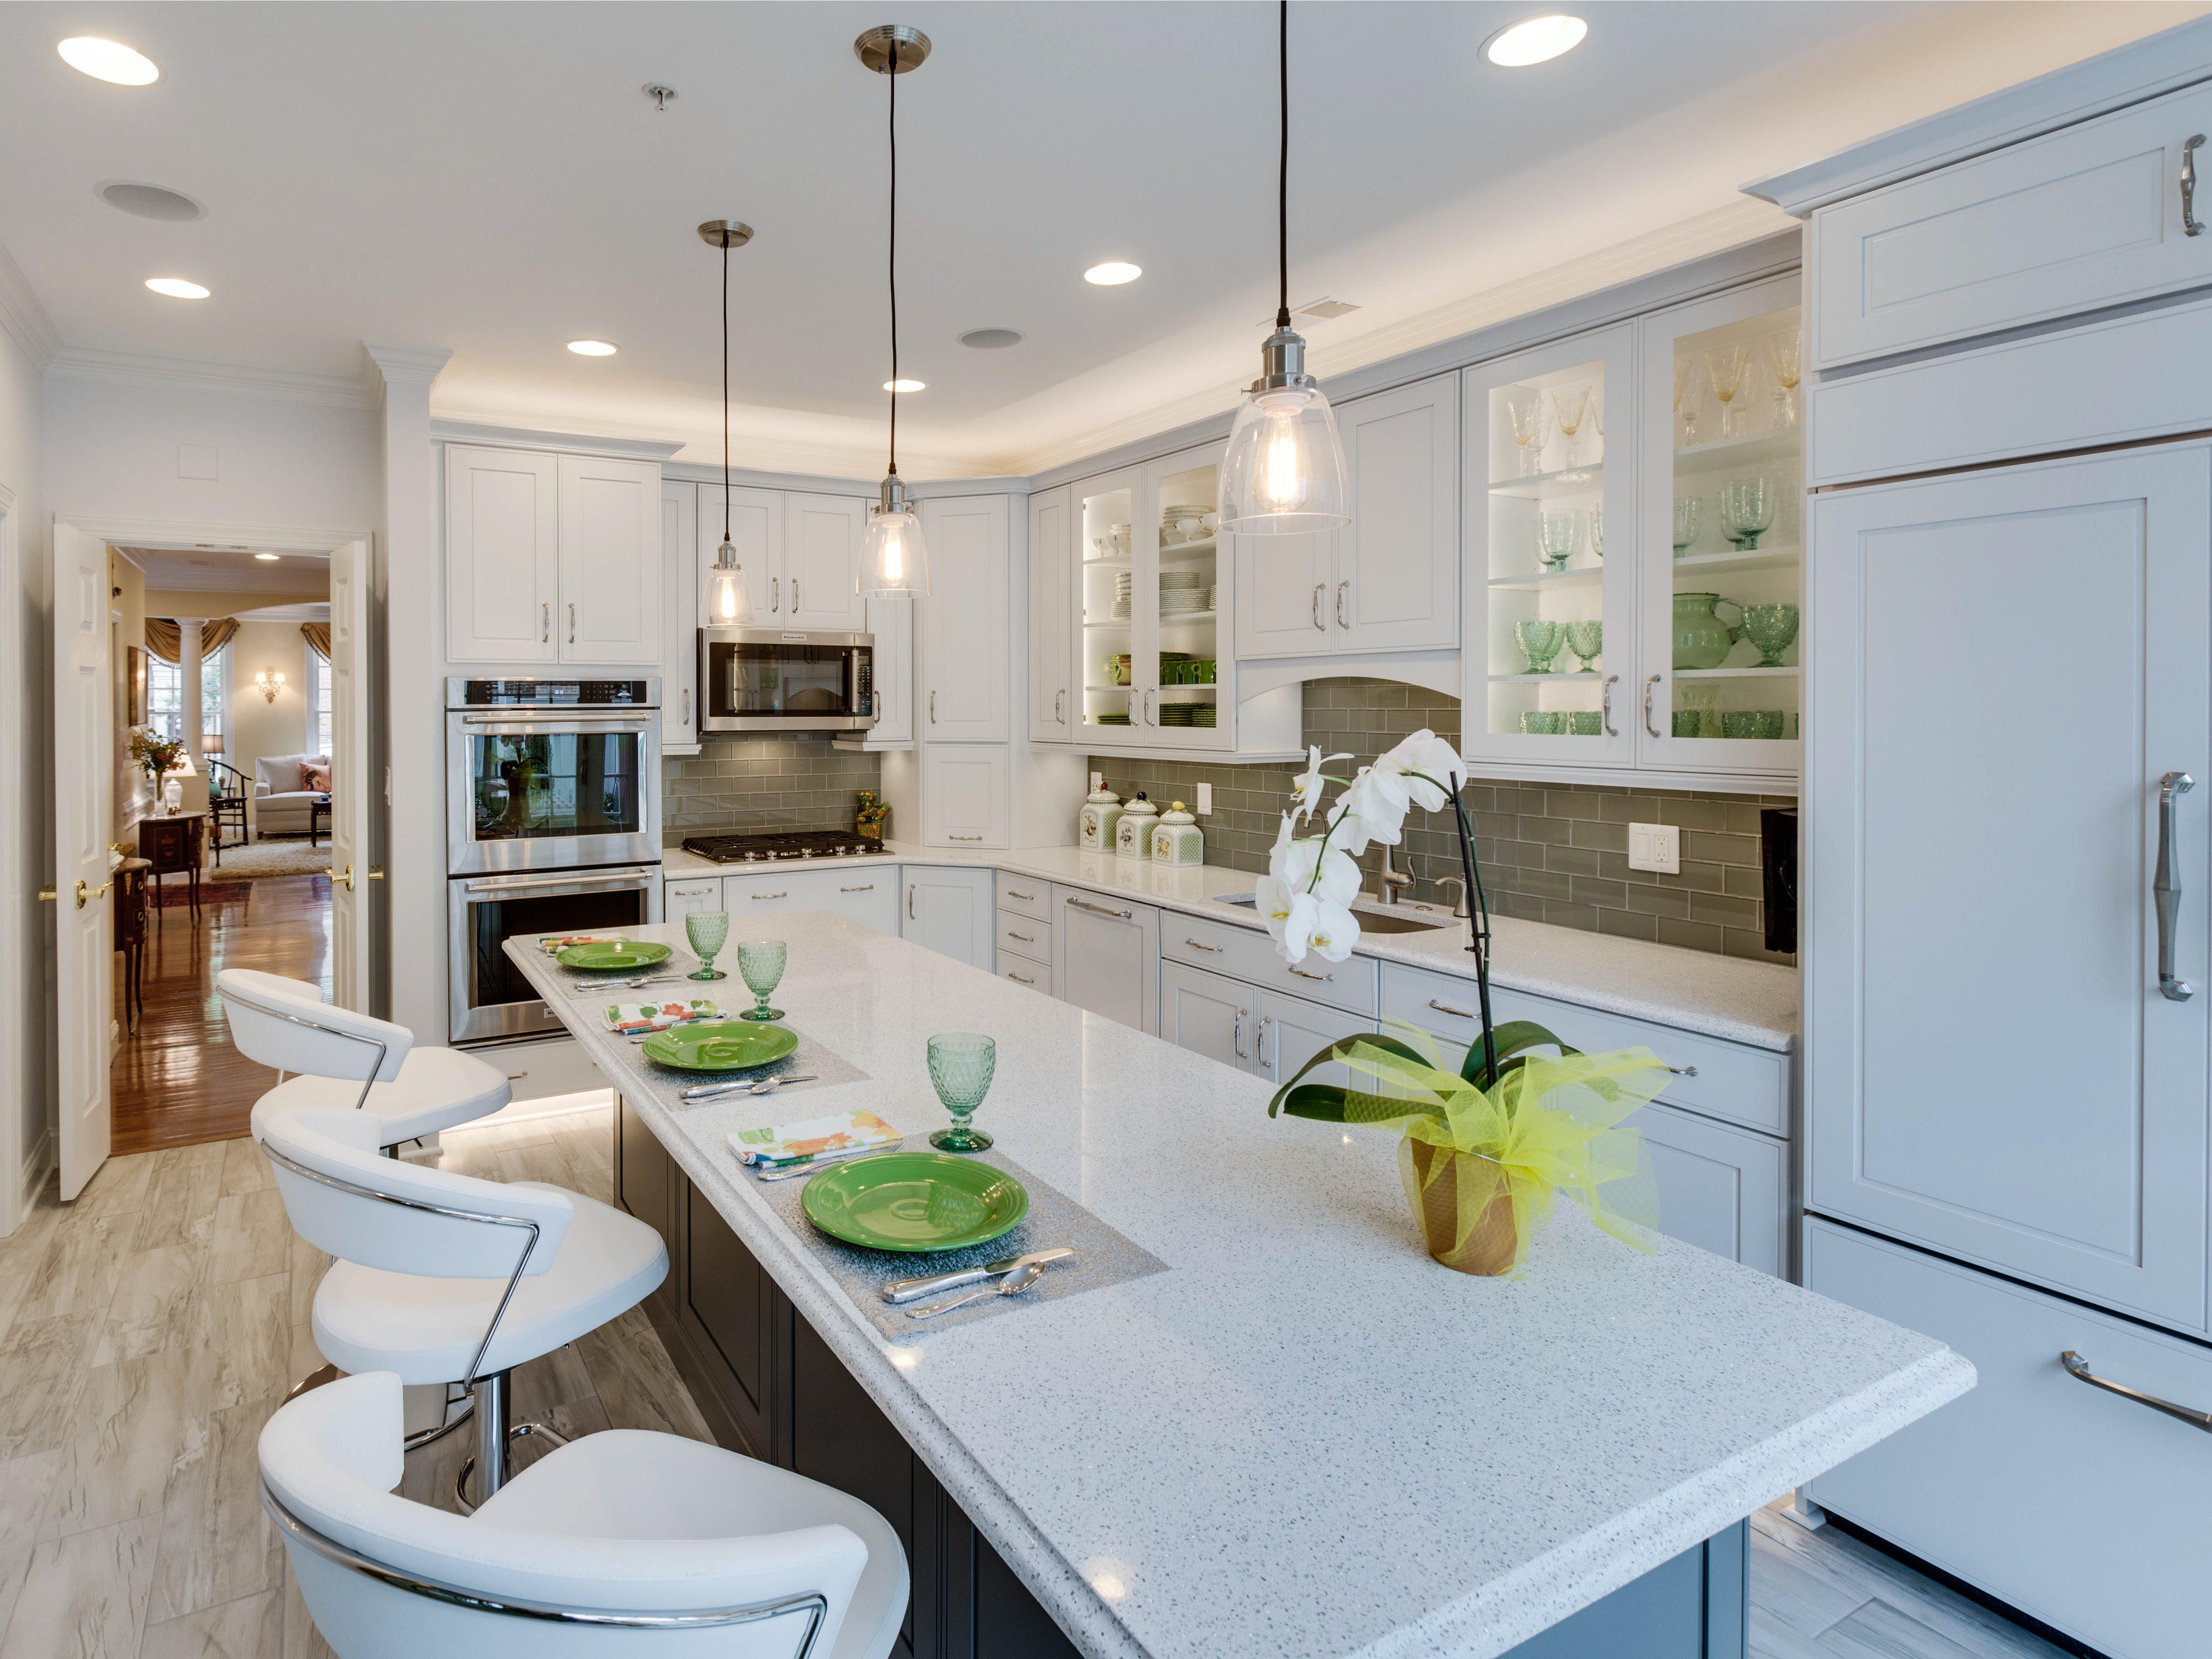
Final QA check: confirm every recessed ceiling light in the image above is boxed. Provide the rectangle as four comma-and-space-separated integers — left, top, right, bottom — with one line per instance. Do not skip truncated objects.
959, 327, 1023, 349
883, 378, 926, 393
1482, 15, 1588, 67
100, 182, 204, 222
1084, 261, 1142, 287
145, 277, 209, 300
253, 553, 280, 562
567, 339, 618, 356
59, 37, 158, 85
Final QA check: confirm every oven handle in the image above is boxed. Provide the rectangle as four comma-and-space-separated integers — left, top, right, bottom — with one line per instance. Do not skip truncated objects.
463, 867, 658, 895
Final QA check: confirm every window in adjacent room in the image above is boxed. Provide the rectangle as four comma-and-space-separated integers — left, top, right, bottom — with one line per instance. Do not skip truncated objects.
303, 644, 332, 756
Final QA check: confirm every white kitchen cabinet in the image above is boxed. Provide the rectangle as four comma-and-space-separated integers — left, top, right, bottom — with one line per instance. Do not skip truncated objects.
660, 481, 700, 753
1807, 444, 2212, 1332
1234, 373, 1458, 660
719, 866, 899, 935
902, 866, 994, 970
921, 746, 1008, 849
445, 444, 560, 664
1631, 1103, 1787, 1277
1027, 484, 1075, 742
1252, 987, 1375, 1091
1053, 887, 1159, 1035
919, 494, 1010, 742
557, 453, 663, 665
1159, 959, 1256, 1070
693, 484, 783, 628
662, 875, 722, 920
783, 493, 870, 632
861, 595, 914, 747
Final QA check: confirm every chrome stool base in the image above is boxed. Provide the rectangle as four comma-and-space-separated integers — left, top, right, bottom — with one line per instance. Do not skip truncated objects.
450, 1370, 571, 1513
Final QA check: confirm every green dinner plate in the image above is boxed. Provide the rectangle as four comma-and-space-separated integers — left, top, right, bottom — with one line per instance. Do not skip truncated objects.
799, 1153, 1029, 1253
640, 1020, 798, 1072
556, 940, 674, 972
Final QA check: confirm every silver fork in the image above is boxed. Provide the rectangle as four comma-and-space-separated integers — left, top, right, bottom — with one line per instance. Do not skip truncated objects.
905, 1258, 1047, 1319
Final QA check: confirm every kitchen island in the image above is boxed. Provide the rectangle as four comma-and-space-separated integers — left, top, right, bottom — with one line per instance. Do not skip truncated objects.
508, 914, 1969, 1659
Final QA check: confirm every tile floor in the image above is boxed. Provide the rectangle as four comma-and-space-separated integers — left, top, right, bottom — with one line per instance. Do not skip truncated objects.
0, 1104, 2072, 1659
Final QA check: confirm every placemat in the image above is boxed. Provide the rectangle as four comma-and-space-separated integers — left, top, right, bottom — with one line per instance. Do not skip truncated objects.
623, 1024, 871, 1107
751, 1150, 1169, 1339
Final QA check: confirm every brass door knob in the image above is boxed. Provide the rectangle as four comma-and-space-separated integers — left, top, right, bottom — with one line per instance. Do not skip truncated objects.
36, 885, 56, 902
365, 866, 385, 881
75, 879, 111, 909
331, 864, 353, 891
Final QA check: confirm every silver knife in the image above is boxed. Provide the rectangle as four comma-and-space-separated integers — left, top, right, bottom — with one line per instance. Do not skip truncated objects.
881, 1247, 1074, 1305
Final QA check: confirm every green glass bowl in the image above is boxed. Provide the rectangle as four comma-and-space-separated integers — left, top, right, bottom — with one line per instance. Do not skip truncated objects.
556, 940, 673, 972
799, 1152, 1029, 1252
640, 1020, 799, 1072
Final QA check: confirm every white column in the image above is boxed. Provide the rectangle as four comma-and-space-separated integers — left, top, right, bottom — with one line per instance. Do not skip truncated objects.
178, 619, 203, 768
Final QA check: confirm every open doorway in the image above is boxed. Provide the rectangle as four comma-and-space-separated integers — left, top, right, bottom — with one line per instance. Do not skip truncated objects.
106, 542, 335, 1155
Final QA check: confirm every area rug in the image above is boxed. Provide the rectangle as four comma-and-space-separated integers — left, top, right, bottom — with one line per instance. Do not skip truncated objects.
206, 842, 334, 882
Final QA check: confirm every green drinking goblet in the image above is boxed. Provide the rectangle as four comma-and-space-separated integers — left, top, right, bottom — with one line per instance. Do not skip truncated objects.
1514, 618, 1563, 674
685, 911, 730, 981
1561, 619, 1603, 673
926, 1032, 997, 1152
1672, 497, 1701, 558
1537, 509, 1582, 573
1739, 603, 1800, 667
735, 939, 787, 1022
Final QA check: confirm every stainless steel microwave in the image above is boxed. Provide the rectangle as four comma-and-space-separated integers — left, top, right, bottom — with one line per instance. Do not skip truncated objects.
698, 628, 876, 734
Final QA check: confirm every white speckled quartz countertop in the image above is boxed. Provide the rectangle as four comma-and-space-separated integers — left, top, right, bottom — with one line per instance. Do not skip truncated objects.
661, 840, 1800, 1052
510, 915, 1961, 1659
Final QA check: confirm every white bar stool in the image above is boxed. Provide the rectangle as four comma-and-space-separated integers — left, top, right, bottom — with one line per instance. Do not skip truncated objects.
261, 1371, 909, 1659
256, 1098, 667, 1509
219, 968, 512, 1150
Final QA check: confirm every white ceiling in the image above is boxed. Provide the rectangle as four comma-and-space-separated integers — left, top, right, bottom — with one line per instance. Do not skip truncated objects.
117, 544, 328, 594
4, 1, 2205, 476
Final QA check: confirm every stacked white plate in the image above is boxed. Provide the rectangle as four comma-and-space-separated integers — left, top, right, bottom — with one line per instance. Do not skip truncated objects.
1158, 570, 1203, 591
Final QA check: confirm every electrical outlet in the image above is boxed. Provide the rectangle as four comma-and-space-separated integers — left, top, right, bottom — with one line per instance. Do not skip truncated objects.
1628, 822, 1680, 875
1196, 783, 1212, 815
1090, 770, 1103, 793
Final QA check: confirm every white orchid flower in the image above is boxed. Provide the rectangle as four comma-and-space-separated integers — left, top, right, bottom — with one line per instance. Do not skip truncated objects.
1254, 872, 1297, 930
1301, 898, 1360, 963
1376, 729, 1466, 814
1310, 845, 1361, 906
1289, 744, 1351, 822
1326, 768, 1406, 857
1276, 889, 1324, 962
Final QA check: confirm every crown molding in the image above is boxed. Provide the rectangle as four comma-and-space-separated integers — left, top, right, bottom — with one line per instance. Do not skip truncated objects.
362, 342, 453, 393
48, 345, 379, 409
0, 240, 60, 371
54, 513, 370, 553
428, 416, 684, 462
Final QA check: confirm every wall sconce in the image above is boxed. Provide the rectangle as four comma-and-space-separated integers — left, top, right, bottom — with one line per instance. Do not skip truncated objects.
255, 668, 285, 703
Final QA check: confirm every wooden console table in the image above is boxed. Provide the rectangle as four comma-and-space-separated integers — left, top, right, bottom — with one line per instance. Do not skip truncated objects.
138, 811, 206, 924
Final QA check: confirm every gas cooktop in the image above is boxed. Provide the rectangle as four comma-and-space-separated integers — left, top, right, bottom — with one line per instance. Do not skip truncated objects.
679, 830, 883, 864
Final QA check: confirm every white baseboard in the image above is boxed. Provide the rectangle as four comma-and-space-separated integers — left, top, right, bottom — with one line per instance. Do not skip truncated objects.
11, 1127, 53, 1235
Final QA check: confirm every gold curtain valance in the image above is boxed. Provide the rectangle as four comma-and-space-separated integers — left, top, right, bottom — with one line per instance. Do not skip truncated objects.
300, 622, 332, 659
144, 618, 238, 663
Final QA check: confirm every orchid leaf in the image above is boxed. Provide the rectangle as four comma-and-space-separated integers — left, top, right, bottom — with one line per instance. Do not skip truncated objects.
1266, 1032, 1435, 1118
1461, 1019, 1577, 1086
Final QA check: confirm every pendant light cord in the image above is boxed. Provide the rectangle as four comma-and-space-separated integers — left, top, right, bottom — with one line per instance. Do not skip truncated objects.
1276, 0, 1290, 332
887, 37, 900, 478
720, 229, 731, 542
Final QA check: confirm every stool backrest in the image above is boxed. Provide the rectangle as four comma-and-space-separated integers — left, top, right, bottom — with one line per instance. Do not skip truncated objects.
219, 968, 412, 1083
253, 1100, 571, 1280
261, 1372, 867, 1659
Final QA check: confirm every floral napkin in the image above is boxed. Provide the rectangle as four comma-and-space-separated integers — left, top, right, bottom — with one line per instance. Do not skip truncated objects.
728, 1109, 901, 1167
539, 932, 632, 956
605, 999, 721, 1035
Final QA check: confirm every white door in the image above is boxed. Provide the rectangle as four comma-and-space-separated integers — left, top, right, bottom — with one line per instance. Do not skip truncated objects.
1159, 960, 1255, 1070
1027, 486, 1074, 742
783, 494, 870, 631
1807, 445, 2212, 1331
1333, 374, 1460, 652
1253, 989, 1372, 1089
695, 484, 782, 628
902, 868, 993, 970
660, 482, 699, 752
919, 496, 1010, 742
1055, 890, 1159, 1035
1233, 527, 1335, 659
863, 596, 914, 746
327, 539, 377, 1011
557, 454, 662, 664
922, 746, 1008, 848
52, 524, 114, 1200
445, 445, 559, 664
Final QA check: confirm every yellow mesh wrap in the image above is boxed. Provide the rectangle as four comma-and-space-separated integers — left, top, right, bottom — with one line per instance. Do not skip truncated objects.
1335, 1024, 1667, 1276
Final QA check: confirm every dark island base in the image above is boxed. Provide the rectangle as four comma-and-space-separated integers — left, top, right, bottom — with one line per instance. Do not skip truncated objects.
615, 1097, 1749, 1659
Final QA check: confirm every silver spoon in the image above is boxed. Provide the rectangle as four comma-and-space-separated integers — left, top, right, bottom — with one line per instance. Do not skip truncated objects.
905, 1258, 1047, 1319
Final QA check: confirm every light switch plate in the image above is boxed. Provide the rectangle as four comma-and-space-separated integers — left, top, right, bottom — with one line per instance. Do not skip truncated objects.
1628, 822, 1680, 875
1196, 783, 1212, 815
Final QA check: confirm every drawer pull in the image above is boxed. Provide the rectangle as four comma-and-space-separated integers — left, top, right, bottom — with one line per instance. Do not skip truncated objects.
1006, 930, 1034, 944
840, 885, 874, 894
1665, 1063, 1699, 1078
674, 885, 715, 897
1288, 966, 1333, 983
1183, 938, 1223, 953
750, 890, 788, 900
1428, 998, 1474, 1019
2061, 1350, 2212, 1432
1005, 889, 1036, 901
1006, 971, 1035, 986
2185, 134, 2206, 238
1067, 896, 1132, 920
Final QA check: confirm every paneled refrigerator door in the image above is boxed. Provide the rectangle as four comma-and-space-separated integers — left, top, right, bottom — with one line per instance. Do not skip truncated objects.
1463, 324, 1636, 770
1139, 442, 1229, 750
1806, 443, 2212, 1332
1027, 485, 1075, 742
1076, 468, 1143, 746
1637, 275, 1803, 779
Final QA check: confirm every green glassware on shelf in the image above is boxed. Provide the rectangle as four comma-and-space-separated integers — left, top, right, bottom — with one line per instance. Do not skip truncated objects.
1739, 603, 1800, 667
1672, 593, 1735, 670
1672, 497, 1701, 558
686, 911, 730, 981
1519, 710, 1565, 735
1562, 620, 1603, 672
1537, 509, 1581, 573
735, 938, 786, 1022
927, 1032, 997, 1152
1567, 710, 1603, 736
1514, 618, 1563, 674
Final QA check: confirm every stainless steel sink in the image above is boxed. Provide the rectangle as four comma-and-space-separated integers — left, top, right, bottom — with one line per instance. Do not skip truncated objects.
1210, 894, 1454, 933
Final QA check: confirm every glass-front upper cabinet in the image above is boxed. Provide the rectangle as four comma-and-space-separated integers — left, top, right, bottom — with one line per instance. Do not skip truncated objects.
1463, 323, 1638, 770
1077, 468, 1141, 741
1637, 273, 1803, 775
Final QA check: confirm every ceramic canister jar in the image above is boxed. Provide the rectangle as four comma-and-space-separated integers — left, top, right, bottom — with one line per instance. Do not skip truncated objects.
1115, 792, 1158, 859
1150, 801, 1204, 866
1078, 787, 1122, 853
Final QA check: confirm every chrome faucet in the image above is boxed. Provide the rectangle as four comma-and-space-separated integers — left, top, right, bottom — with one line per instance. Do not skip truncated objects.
1376, 843, 1414, 907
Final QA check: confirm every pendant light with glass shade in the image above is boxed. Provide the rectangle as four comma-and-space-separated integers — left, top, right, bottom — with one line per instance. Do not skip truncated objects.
855, 25, 930, 598
1218, 0, 1350, 536
699, 217, 756, 624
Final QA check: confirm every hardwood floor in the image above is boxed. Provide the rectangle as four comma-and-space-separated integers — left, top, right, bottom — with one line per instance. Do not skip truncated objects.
112, 872, 333, 1158
0, 1101, 2076, 1659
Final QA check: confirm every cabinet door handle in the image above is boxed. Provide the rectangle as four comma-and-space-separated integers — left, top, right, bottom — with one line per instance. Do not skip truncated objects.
1256, 1014, 1272, 1073
750, 890, 789, 900
1288, 966, 1334, 983
1183, 937, 1222, 952
2062, 1350, 2212, 1431
1006, 930, 1034, 944
1144, 689, 1156, 725
791, 578, 799, 614
908, 885, 916, 921
2184, 134, 2206, 237
2157, 770, 2195, 1001
840, 884, 874, 894
541, 602, 550, 644
771, 576, 780, 612
1311, 583, 1325, 630
1644, 674, 1663, 739
681, 687, 691, 726
1005, 888, 1035, 901
1234, 1008, 1247, 1061
1602, 674, 1619, 738
1007, 970, 1036, 986
1067, 896, 1132, 920
1664, 1063, 1699, 1077
930, 690, 937, 724
1428, 997, 1474, 1019
568, 601, 577, 645
1055, 689, 1065, 724
1335, 580, 1349, 629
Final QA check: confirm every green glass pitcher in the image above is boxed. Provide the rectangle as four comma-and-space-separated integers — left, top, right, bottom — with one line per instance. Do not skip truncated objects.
1671, 592, 1736, 670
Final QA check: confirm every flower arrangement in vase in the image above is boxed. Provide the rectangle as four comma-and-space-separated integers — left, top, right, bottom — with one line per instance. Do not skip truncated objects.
855, 790, 891, 842
127, 733, 186, 813
1256, 731, 1663, 1274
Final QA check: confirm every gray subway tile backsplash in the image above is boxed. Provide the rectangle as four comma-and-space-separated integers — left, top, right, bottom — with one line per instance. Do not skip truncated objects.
661, 736, 881, 840
1090, 676, 1795, 967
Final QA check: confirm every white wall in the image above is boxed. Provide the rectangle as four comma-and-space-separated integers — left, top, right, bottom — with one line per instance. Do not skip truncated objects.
0, 326, 45, 1229
226, 620, 315, 820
